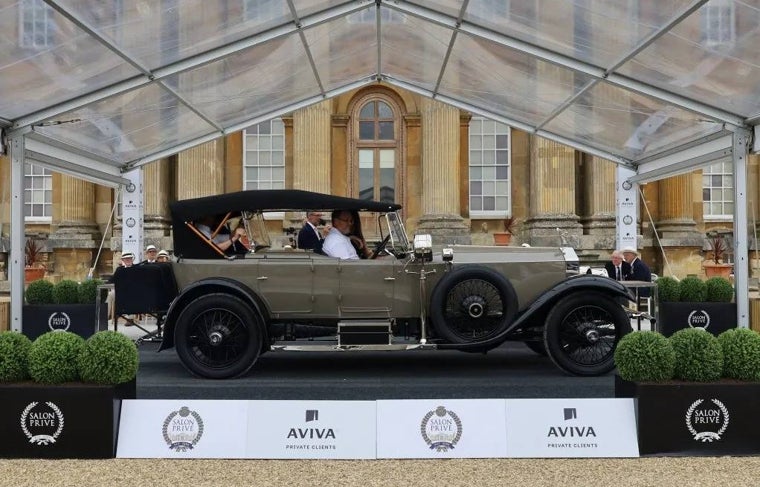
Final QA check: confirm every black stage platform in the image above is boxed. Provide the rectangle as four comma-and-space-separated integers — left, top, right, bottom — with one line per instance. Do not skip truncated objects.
136, 341, 614, 400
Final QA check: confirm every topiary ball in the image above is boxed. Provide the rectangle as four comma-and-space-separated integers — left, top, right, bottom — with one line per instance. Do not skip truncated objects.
25, 279, 54, 305
0, 331, 33, 382
28, 331, 85, 384
52, 279, 81, 305
78, 278, 103, 304
679, 276, 707, 302
669, 328, 723, 381
614, 331, 675, 382
718, 328, 760, 381
705, 277, 734, 303
77, 331, 139, 385
656, 276, 680, 303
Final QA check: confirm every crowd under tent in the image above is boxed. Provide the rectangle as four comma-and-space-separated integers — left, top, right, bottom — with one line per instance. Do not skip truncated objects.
1, 0, 758, 330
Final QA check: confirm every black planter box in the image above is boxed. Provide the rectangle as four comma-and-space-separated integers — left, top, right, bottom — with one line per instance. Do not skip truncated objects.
22, 304, 107, 340
0, 379, 135, 459
615, 375, 760, 456
658, 302, 736, 337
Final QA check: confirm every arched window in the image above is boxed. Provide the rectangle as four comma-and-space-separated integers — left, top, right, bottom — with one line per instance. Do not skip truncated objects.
356, 100, 396, 204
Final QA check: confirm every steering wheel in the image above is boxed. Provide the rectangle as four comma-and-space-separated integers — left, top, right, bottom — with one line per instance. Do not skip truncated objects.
370, 234, 392, 260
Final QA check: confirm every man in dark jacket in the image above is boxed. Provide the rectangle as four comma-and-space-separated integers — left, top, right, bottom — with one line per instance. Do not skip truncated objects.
297, 211, 325, 251
604, 250, 631, 281
623, 247, 652, 297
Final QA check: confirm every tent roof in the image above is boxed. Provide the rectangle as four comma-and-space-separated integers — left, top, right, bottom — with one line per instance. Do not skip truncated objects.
1, 0, 758, 185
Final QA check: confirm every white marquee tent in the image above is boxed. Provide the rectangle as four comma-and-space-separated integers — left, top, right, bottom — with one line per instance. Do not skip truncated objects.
1, 0, 758, 329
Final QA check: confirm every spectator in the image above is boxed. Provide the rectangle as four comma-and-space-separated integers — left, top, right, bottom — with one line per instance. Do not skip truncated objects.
156, 250, 170, 263
604, 250, 631, 281
622, 247, 652, 297
142, 245, 158, 264
297, 211, 326, 251
119, 252, 135, 268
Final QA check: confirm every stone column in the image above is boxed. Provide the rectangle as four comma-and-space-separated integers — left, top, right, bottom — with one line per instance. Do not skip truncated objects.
416, 98, 470, 244
656, 174, 703, 276
525, 136, 582, 247
48, 174, 101, 281
143, 158, 173, 251
293, 100, 332, 194
176, 140, 225, 199
578, 155, 617, 262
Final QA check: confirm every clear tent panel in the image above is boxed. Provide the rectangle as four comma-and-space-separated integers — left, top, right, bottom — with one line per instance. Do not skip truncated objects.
379, 9, 452, 92
618, 0, 760, 119
461, 0, 695, 70
54, 0, 297, 71
405, 0, 463, 19
0, 0, 139, 119
438, 32, 594, 127
544, 81, 726, 161
292, 0, 355, 19
34, 83, 215, 163
163, 34, 321, 129
303, 11, 378, 92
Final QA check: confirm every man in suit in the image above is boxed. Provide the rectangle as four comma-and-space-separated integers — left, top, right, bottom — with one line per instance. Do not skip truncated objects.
297, 211, 326, 251
623, 247, 652, 297
604, 250, 631, 281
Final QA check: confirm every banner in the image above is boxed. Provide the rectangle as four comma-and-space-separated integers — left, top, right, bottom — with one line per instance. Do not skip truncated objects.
117, 400, 249, 458
376, 399, 507, 458
504, 398, 639, 457
246, 401, 376, 459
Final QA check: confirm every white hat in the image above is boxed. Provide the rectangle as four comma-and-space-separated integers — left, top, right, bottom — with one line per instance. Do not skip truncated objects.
146, 244, 157, 251
622, 247, 638, 255
157, 249, 169, 257
121, 252, 134, 259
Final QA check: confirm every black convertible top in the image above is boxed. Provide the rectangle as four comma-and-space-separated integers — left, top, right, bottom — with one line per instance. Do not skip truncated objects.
170, 189, 401, 221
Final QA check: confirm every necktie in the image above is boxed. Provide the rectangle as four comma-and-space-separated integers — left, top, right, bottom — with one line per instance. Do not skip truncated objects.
616, 267, 621, 280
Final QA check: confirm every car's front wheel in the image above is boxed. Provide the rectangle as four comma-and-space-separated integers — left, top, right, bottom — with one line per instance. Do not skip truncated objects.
174, 293, 263, 379
543, 292, 631, 376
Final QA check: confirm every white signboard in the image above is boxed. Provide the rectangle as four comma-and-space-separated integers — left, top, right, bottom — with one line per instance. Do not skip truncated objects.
117, 400, 249, 458
120, 168, 143, 261
376, 399, 507, 458
246, 401, 376, 459
504, 398, 639, 457
616, 166, 638, 251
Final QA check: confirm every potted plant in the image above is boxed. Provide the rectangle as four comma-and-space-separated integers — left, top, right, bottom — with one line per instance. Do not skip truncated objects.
659, 276, 736, 337
0, 330, 138, 458
493, 216, 519, 246
703, 231, 732, 278
24, 239, 46, 283
22, 278, 107, 340
615, 328, 760, 456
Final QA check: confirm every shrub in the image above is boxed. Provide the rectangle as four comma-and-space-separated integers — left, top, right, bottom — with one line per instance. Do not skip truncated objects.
656, 276, 680, 303
718, 329, 760, 381
78, 331, 139, 385
52, 279, 80, 304
28, 331, 84, 384
614, 331, 675, 382
705, 277, 733, 303
25, 279, 54, 305
78, 278, 103, 304
0, 332, 33, 382
679, 276, 707, 302
669, 328, 723, 381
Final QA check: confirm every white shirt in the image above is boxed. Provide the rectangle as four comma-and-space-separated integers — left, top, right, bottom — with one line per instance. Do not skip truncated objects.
322, 227, 359, 260
197, 223, 228, 245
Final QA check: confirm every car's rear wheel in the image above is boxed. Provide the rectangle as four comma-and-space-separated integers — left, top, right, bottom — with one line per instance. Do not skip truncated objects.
430, 265, 517, 344
174, 293, 263, 379
543, 292, 631, 376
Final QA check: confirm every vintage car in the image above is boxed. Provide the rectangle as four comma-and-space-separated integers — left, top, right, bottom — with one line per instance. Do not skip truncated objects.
128, 189, 634, 379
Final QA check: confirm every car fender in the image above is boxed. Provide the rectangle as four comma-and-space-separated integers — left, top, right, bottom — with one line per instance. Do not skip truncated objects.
438, 275, 634, 351
158, 277, 270, 351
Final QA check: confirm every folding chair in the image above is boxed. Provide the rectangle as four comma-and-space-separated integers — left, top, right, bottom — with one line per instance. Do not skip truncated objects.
112, 263, 178, 344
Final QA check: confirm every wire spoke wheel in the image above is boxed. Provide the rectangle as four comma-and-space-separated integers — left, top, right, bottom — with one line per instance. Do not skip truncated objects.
187, 307, 250, 370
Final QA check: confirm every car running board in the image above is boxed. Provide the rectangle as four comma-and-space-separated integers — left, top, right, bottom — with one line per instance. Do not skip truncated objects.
269, 342, 437, 352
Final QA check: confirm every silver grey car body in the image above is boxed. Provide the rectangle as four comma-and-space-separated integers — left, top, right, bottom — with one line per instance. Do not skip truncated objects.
149, 190, 633, 379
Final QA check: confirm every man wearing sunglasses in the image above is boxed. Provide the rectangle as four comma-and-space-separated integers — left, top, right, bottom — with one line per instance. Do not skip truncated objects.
322, 209, 367, 259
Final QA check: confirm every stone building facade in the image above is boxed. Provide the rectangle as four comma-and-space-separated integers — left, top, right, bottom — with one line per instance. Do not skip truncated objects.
1, 84, 758, 283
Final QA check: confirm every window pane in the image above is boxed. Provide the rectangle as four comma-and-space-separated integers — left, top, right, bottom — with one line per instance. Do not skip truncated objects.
379, 149, 394, 168
378, 121, 394, 140
359, 121, 374, 139
378, 101, 392, 118
243, 118, 285, 192
359, 149, 373, 167
360, 102, 374, 118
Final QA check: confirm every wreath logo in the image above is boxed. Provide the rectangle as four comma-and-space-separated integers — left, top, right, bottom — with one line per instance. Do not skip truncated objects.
162, 406, 204, 452
20, 401, 64, 446
685, 398, 729, 442
420, 406, 463, 452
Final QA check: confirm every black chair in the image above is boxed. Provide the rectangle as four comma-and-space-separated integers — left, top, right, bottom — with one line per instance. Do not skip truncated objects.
112, 263, 178, 343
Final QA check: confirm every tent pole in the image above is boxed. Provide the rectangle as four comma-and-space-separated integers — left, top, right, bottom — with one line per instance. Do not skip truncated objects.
733, 129, 751, 328
9, 136, 25, 332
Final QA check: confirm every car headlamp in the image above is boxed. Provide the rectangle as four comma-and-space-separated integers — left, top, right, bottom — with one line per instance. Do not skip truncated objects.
413, 234, 433, 262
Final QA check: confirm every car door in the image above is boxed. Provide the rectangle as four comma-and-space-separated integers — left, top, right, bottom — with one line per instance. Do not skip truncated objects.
256, 252, 314, 316
336, 257, 395, 318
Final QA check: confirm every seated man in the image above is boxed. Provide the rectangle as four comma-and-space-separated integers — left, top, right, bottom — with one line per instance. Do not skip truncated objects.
323, 210, 367, 260
196, 215, 245, 253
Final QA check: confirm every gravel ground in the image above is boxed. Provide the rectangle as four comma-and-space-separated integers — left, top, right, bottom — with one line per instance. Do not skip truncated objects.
1, 457, 759, 487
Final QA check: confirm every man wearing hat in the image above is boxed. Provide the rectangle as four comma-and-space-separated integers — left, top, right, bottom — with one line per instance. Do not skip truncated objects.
119, 251, 135, 268
156, 249, 170, 263
142, 244, 158, 264
622, 247, 652, 296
